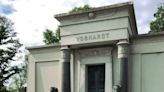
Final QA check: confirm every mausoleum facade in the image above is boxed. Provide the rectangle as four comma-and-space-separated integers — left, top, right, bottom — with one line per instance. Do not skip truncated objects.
27, 2, 164, 92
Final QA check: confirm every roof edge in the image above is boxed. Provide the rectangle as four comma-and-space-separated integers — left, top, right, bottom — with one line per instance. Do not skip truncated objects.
26, 44, 61, 50
54, 1, 134, 19
132, 31, 164, 39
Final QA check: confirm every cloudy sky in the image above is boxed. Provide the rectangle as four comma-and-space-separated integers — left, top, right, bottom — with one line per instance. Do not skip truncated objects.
0, 0, 163, 47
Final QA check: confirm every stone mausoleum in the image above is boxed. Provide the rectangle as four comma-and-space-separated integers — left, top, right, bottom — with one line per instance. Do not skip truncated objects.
27, 2, 164, 92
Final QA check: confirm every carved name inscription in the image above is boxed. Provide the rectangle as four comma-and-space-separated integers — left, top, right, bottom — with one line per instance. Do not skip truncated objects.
76, 32, 110, 42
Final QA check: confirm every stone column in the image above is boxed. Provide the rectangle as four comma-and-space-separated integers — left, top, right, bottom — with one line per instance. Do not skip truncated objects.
114, 40, 129, 92
60, 46, 71, 92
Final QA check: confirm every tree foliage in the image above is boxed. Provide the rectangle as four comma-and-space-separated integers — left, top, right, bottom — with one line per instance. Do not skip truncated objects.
150, 4, 164, 32
0, 16, 21, 92
43, 27, 60, 44
7, 50, 28, 92
69, 5, 91, 13
8, 60, 27, 92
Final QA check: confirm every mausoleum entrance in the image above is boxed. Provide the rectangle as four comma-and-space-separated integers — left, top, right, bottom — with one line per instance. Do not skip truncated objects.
75, 47, 113, 92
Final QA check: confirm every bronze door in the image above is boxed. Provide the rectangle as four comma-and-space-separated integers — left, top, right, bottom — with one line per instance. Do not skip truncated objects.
87, 65, 105, 92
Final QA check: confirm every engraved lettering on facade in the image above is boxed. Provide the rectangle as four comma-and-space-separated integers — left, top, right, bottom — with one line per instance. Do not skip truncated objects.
76, 32, 110, 42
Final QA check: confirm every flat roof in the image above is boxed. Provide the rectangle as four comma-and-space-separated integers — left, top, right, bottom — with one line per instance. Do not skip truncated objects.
55, 1, 133, 18
132, 31, 164, 39
26, 44, 60, 50
55, 1, 138, 35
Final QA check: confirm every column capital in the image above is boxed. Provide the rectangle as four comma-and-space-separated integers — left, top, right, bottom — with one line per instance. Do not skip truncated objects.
61, 46, 70, 50
117, 39, 129, 58
117, 39, 129, 45
60, 46, 71, 62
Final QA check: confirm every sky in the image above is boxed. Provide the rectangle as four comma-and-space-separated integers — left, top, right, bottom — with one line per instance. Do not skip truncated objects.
0, 0, 164, 47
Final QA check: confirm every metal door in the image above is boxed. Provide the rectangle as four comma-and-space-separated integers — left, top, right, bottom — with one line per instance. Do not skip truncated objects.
87, 65, 105, 92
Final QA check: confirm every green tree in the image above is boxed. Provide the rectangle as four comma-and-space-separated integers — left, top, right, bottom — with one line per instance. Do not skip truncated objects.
56, 27, 61, 41
8, 53, 28, 92
43, 28, 60, 44
69, 4, 91, 13
0, 16, 22, 92
150, 4, 164, 32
